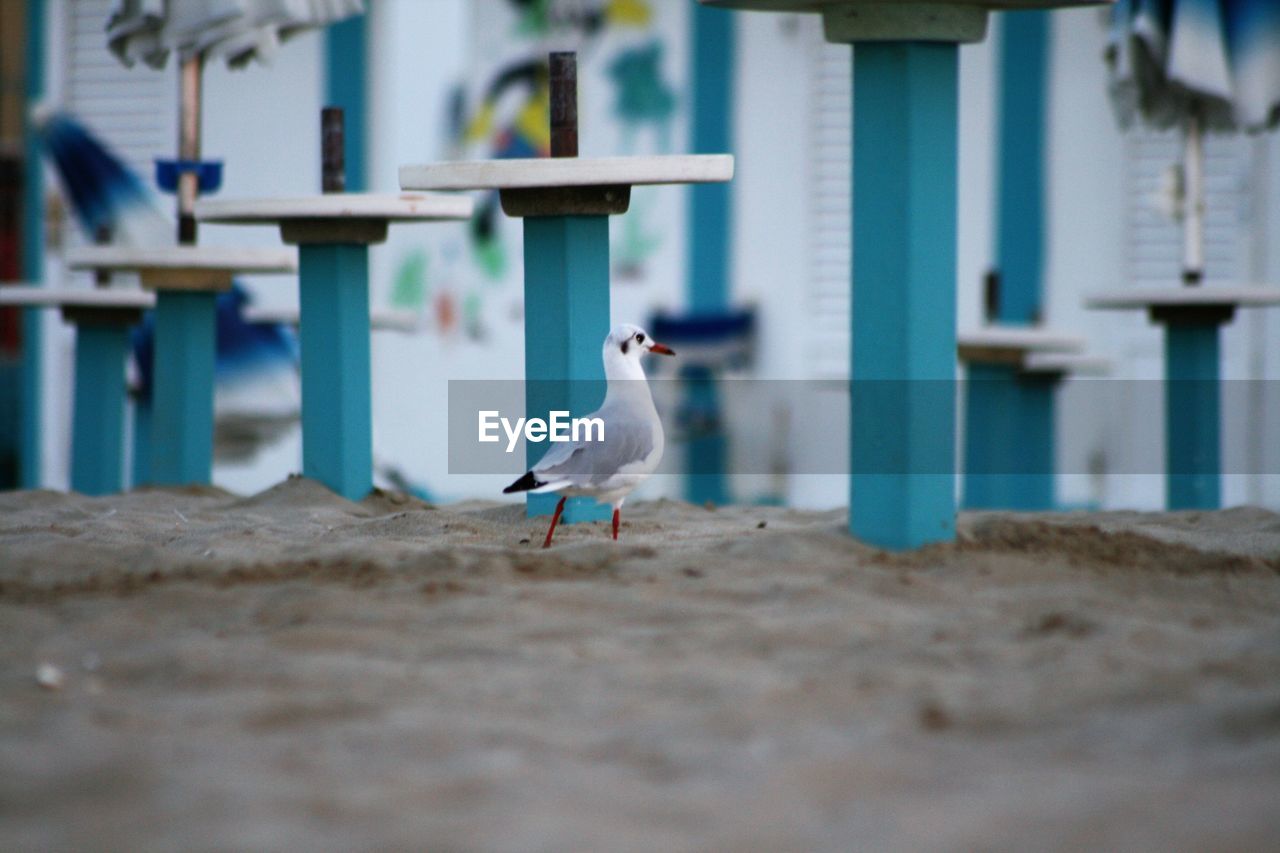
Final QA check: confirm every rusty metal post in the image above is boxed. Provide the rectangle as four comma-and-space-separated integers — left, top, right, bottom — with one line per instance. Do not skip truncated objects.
322, 106, 345, 193
549, 52, 577, 158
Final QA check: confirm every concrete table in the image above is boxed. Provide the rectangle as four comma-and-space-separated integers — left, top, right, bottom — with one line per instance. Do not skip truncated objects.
400, 52, 734, 523
957, 326, 1085, 510
1086, 286, 1280, 510
67, 246, 297, 487
241, 304, 424, 334
196, 192, 472, 500
0, 287, 155, 495
700, 0, 1106, 549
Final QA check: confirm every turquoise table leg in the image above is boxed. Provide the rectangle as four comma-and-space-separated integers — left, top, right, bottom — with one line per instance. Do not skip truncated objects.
683, 365, 728, 507
299, 243, 373, 500
132, 396, 152, 487
963, 363, 1056, 510
151, 291, 216, 485
994, 11, 1048, 327
19, 0, 47, 489
70, 323, 130, 495
1165, 322, 1220, 510
523, 215, 611, 523
850, 43, 958, 550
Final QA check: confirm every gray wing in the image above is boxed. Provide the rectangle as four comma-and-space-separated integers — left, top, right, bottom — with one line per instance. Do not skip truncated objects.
531, 408, 656, 487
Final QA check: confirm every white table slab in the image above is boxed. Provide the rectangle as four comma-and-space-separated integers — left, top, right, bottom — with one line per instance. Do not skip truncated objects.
1022, 353, 1111, 376
0, 288, 155, 310
957, 327, 1086, 354
196, 193, 473, 224
242, 305, 422, 333
1085, 287, 1280, 311
67, 246, 298, 274
400, 154, 734, 192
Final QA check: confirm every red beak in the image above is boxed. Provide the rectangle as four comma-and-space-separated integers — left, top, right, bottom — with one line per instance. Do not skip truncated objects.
649, 342, 676, 356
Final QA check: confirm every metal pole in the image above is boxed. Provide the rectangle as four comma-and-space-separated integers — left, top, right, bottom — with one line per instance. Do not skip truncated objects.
549, 52, 578, 158
1182, 110, 1204, 285
177, 55, 203, 244
322, 107, 345, 193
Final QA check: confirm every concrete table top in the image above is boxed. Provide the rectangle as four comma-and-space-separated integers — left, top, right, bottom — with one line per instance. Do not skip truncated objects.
196, 193, 473, 224
67, 246, 297, 292
1085, 287, 1280, 311
958, 326, 1086, 365
400, 154, 734, 192
0, 288, 155, 310
242, 305, 422, 333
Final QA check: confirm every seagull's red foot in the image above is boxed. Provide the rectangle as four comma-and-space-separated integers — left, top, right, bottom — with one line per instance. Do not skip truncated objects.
612, 508, 620, 541
542, 496, 566, 549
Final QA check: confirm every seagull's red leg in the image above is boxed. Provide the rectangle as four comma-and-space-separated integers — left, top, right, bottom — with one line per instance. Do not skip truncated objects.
542, 496, 567, 549
612, 508, 620, 541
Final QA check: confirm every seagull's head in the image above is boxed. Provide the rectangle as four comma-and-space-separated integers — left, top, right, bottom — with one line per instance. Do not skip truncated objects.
602, 324, 675, 381
606, 323, 675, 361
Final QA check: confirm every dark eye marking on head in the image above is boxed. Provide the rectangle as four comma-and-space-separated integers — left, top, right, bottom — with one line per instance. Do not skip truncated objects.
621, 339, 630, 354
636, 333, 645, 344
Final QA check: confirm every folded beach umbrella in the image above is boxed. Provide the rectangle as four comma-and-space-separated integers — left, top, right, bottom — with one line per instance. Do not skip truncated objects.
107, 0, 364, 69
104, 0, 364, 241
1107, 0, 1280, 279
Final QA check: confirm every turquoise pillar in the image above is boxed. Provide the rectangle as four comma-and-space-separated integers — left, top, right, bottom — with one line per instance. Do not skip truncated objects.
523, 216, 611, 523
325, 15, 367, 192
70, 323, 130, 495
850, 43, 958, 550
994, 11, 1048, 325
683, 4, 735, 507
961, 11, 1056, 511
299, 244, 373, 500
1165, 322, 1220, 509
150, 292, 216, 484
132, 397, 152, 487
20, 0, 47, 488
963, 363, 1055, 509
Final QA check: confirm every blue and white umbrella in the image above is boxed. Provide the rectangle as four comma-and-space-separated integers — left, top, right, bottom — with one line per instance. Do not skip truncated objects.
1108, 0, 1280, 280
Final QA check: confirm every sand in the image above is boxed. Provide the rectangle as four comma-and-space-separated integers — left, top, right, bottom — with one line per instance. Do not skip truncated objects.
2, 478, 1279, 851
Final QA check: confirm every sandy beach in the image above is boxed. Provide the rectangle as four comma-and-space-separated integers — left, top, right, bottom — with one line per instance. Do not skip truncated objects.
2, 478, 1279, 851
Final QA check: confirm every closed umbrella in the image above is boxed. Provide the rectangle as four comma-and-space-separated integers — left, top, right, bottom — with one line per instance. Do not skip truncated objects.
1108, 0, 1280, 281
104, 0, 364, 241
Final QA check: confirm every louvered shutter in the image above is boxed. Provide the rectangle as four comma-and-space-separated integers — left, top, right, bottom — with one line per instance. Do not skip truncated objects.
805, 19, 852, 380
66, 0, 174, 190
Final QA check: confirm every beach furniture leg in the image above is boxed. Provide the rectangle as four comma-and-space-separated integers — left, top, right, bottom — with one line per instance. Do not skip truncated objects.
70, 322, 129, 495
132, 396, 152, 487
151, 291, 216, 485
963, 364, 1057, 510
849, 43, 958, 550
522, 215, 611, 524
683, 365, 728, 507
1165, 321, 1220, 510
299, 243, 373, 501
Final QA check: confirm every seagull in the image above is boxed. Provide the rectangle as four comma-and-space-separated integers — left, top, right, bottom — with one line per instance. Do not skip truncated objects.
504, 324, 675, 547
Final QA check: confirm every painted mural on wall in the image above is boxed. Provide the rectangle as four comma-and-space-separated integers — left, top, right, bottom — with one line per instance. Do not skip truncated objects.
440, 0, 686, 339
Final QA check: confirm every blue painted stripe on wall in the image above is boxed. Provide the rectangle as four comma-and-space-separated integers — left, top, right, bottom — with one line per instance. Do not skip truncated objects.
686, 4, 734, 314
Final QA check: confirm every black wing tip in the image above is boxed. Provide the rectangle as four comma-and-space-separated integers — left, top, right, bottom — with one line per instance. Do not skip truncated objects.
503, 471, 542, 494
